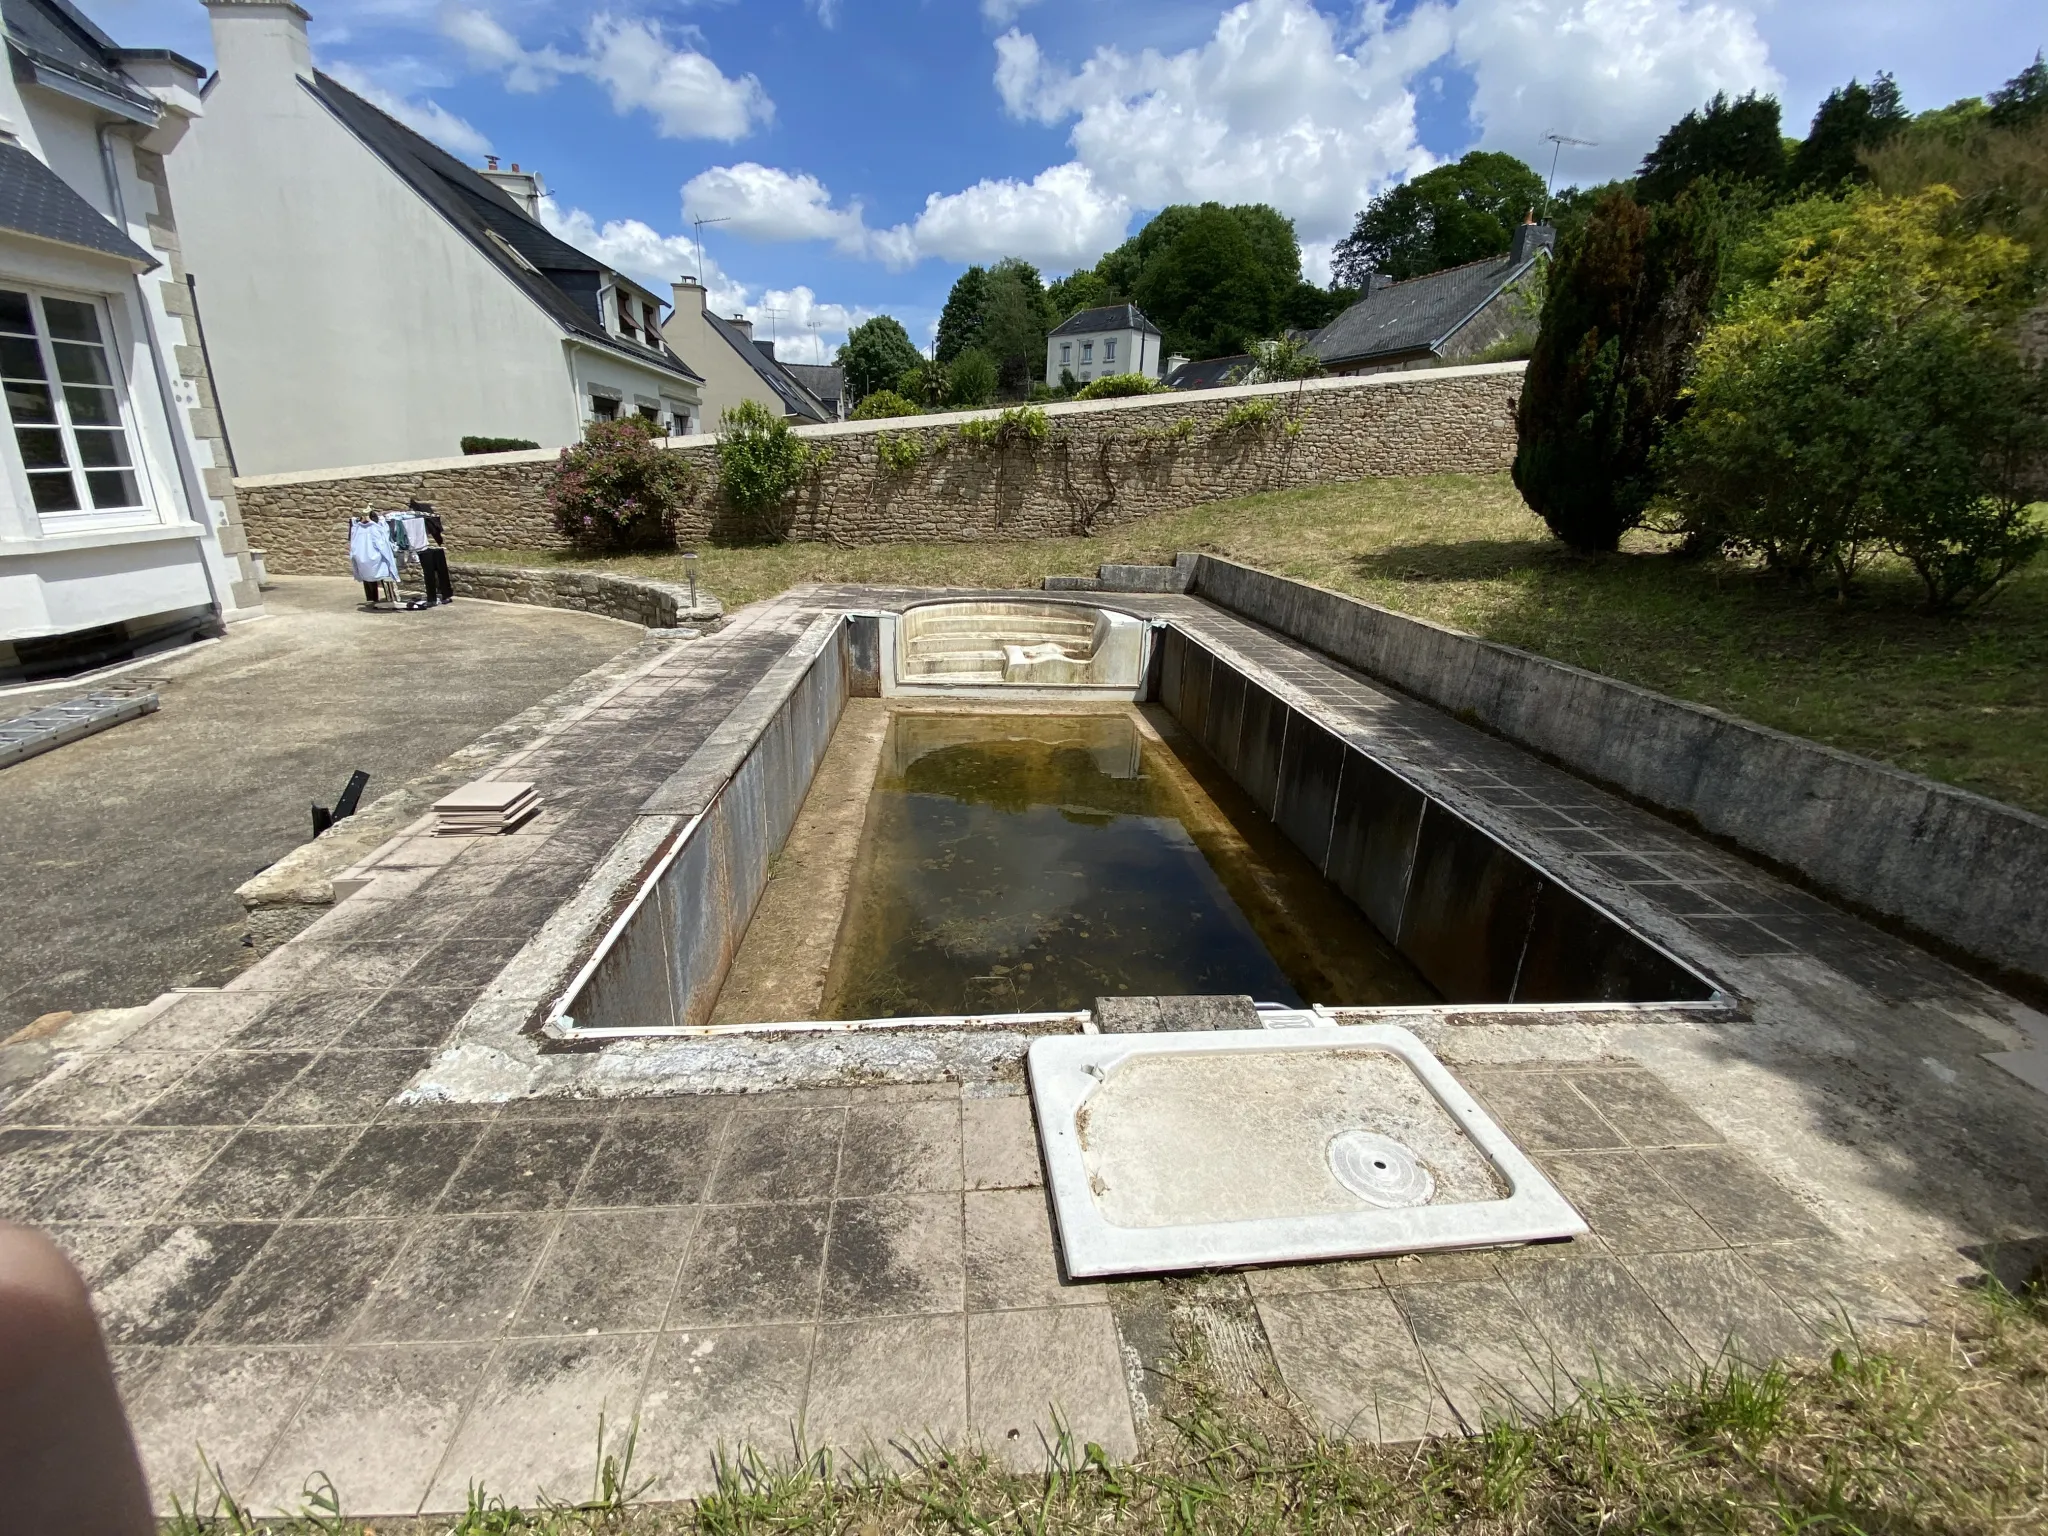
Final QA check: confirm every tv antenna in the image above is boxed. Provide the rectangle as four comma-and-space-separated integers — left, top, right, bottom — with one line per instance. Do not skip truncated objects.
690, 215, 730, 287
807, 318, 824, 363
1541, 134, 1597, 218
760, 305, 783, 345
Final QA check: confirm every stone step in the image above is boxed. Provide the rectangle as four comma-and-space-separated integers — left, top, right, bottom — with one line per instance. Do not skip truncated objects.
903, 651, 1010, 676
905, 637, 1083, 661
910, 613, 1096, 638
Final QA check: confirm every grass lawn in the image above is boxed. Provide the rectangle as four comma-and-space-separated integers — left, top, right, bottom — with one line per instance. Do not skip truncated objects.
171, 1285, 2048, 1533
461, 474, 2048, 817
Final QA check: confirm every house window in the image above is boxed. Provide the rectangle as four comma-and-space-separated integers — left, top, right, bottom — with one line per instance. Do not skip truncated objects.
1104, 338, 1117, 365
1059, 342, 1071, 365
637, 405, 660, 424
616, 296, 639, 343
590, 392, 619, 421
0, 288, 148, 521
1081, 341, 1093, 362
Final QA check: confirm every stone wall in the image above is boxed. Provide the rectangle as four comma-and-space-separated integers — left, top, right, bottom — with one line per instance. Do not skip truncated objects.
238, 364, 1523, 573
449, 563, 720, 628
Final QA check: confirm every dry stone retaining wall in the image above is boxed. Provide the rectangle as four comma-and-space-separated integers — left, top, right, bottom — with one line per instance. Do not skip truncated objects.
238, 365, 1523, 573
449, 563, 718, 628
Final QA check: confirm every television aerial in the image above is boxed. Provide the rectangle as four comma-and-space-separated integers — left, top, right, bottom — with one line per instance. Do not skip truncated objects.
1540, 134, 1597, 218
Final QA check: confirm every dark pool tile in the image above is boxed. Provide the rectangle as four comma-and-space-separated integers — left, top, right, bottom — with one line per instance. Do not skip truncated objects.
574, 1102, 729, 1208
1396, 803, 1544, 1003
88, 1221, 278, 1344
257, 1050, 432, 1125
515, 1208, 696, 1334
192, 1220, 407, 1344
820, 1194, 964, 1320
308, 941, 428, 990
300, 1121, 482, 1218
334, 989, 476, 1050
1568, 1071, 1725, 1150
1233, 683, 1286, 816
2, 1052, 194, 1126
1681, 916, 1797, 957
1627, 883, 1734, 918
409, 938, 527, 994
1272, 713, 1345, 869
138, 1051, 314, 1127
1640, 1147, 1832, 1246
1542, 1152, 1727, 1255
237, 990, 384, 1048
352, 1214, 555, 1342
170, 1124, 362, 1221
39, 1128, 233, 1221
1577, 854, 1670, 885
669, 1202, 830, 1325
1543, 828, 1621, 854
1464, 1073, 1625, 1152
449, 895, 558, 940
0, 1128, 107, 1218
708, 1107, 844, 1204
1323, 750, 1427, 940
438, 1121, 604, 1213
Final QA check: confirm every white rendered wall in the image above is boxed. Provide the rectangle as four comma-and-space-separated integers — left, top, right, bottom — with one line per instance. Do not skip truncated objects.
661, 297, 787, 428
1045, 326, 1155, 385
169, 8, 693, 475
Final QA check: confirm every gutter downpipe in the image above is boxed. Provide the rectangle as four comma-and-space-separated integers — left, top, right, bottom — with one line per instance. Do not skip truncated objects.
98, 120, 226, 631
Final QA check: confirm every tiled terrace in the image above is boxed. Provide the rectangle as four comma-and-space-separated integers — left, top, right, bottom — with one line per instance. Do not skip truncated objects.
2, 582, 2041, 1518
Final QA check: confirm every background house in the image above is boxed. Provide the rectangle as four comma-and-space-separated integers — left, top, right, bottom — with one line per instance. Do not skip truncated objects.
167, 0, 702, 477
662, 276, 831, 426
0, 0, 262, 683
782, 360, 844, 420
1309, 220, 1554, 376
1046, 304, 1163, 386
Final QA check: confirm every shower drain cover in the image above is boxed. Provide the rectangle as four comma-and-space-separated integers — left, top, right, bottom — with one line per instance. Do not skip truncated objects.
1327, 1130, 1435, 1208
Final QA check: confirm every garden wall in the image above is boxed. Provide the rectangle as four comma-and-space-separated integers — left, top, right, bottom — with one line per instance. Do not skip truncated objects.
236, 365, 1523, 573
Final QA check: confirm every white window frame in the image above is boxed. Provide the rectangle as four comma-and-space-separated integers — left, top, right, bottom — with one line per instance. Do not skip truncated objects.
0, 283, 161, 535
1081, 340, 1094, 362
1103, 337, 1117, 365
1059, 342, 1071, 365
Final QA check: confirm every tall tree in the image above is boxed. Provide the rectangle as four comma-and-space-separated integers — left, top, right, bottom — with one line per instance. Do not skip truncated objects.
1512, 188, 1723, 551
934, 266, 989, 364
1989, 51, 2048, 130
1046, 267, 1117, 323
1331, 151, 1548, 285
1790, 73, 1909, 190
1636, 91, 1785, 203
1133, 204, 1276, 358
836, 316, 923, 404
979, 258, 1053, 394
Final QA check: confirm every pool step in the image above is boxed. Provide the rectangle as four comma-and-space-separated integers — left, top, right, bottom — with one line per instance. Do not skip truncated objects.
903, 648, 1010, 677
911, 613, 1096, 639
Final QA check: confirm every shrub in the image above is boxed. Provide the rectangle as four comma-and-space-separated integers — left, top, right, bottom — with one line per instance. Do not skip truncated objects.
1243, 335, 1325, 383
954, 404, 1049, 450
1661, 187, 2048, 609
1074, 372, 1167, 399
1513, 187, 1722, 552
1214, 397, 1282, 435
895, 362, 949, 409
714, 400, 818, 536
549, 418, 695, 552
873, 430, 927, 475
461, 435, 540, 454
849, 390, 922, 421
945, 349, 999, 408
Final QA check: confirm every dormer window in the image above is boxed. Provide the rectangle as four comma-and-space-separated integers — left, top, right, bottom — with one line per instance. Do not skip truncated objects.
617, 295, 639, 343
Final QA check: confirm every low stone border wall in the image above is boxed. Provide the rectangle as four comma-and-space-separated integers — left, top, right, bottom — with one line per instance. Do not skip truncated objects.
450, 562, 721, 628
1189, 555, 2048, 991
237, 365, 1523, 574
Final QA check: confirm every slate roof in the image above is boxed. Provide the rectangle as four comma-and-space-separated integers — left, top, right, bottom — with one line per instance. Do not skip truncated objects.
1309, 251, 1540, 367
1164, 354, 1251, 391
1050, 303, 1161, 339
304, 72, 702, 386
0, 142, 154, 266
783, 362, 844, 411
701, 314, 829, 422
2, 0, 160, 121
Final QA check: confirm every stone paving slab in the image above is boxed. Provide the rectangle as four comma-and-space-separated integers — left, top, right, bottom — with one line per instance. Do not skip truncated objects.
1, 581, 2038, 1515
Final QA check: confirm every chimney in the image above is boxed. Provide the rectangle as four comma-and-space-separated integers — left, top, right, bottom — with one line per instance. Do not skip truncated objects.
478, 162, 545, 218
1366, 272, 1395, 296
727, 314, 753, 340
669, 276, 707, 319
753, 339, 777, 363
1509, 214, 1556, 266
204, 0, 313, 84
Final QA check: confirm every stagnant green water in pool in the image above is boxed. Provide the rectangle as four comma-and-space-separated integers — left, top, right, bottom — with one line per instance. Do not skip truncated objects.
823, 711, 1434, 1019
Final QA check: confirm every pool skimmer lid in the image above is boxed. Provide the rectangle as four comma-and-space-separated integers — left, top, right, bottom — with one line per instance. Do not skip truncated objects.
1029, 1024, 1586, 1277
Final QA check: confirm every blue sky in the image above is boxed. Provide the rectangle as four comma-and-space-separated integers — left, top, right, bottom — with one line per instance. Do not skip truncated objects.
105, 0, 2043, 360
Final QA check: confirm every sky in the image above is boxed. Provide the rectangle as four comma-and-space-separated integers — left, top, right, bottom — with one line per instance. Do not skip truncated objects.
102, 0, 2044, 362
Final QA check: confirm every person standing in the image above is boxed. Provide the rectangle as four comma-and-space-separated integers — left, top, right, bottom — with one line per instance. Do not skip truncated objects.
410, 499, 454, 607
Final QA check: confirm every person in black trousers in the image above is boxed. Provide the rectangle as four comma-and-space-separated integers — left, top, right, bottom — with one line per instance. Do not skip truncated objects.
410, 498, 455, 606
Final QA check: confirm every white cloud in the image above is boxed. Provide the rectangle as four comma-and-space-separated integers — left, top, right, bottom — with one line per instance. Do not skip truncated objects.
443, 7, 771, 140
995, 0, 1780, 243
682, 163, 871, 252
906, 162, 1130, 266
535, 197, 876, 359
325, 59, 492, 157
1448, 0, 1780, 184
981, 0, 1042, 23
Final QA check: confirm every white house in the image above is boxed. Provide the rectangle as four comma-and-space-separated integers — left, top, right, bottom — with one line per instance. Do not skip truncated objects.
166, 0, 703, 477
662, 276, 832, 427
1045, 303, 1163, 387
0, 0, 262, 683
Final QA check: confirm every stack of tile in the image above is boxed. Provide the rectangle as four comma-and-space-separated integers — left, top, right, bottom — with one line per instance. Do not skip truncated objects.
433, 779, 540, 836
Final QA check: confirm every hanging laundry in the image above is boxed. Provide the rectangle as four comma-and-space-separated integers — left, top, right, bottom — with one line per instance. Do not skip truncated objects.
348, 513, 397, 584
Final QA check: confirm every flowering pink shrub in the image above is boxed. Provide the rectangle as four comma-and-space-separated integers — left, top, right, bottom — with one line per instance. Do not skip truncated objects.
549, 417, 698, 552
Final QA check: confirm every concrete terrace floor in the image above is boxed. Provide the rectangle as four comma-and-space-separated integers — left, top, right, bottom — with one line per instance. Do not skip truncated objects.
0, 578, 640, 1035
0, 582, 2044, 1519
